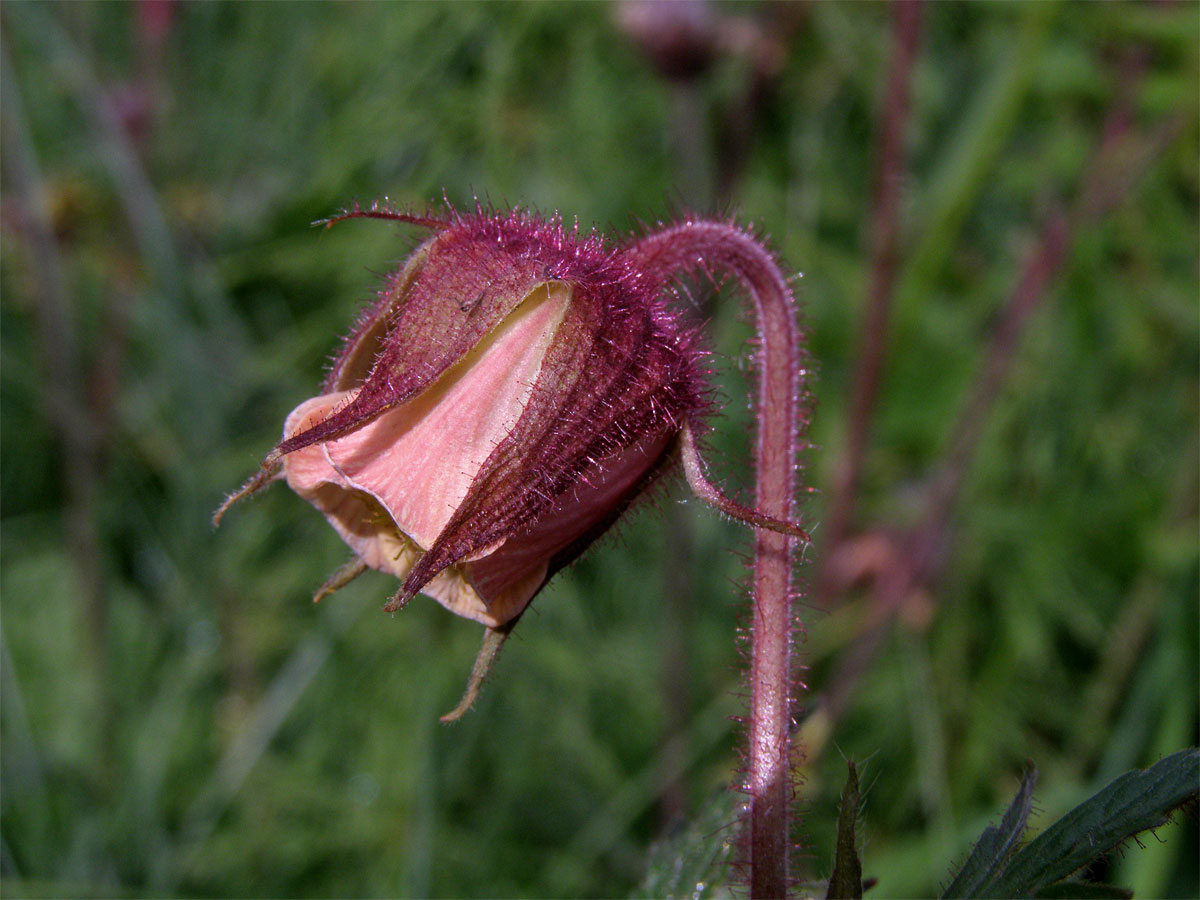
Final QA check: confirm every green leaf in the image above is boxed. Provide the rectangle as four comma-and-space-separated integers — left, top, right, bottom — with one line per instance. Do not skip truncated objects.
827, 761, 864, 900
633, 789, 741, 900
1033, 882, 1132, 899
988, 748, 1200, 898
941, 762, 1039, 899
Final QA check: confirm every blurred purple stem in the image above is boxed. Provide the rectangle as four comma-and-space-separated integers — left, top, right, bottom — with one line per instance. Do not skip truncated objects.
820, 0, 923, 602
823, 54, 1183, 723
1, 38, 114, 769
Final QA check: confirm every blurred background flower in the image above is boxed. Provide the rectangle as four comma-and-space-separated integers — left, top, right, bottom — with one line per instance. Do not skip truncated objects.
1, 2, 1195, 897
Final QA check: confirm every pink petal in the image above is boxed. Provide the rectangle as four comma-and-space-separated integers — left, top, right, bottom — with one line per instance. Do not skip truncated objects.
283, 391, 421, 578
325, 281, 571, 548
282, 282, 574, 620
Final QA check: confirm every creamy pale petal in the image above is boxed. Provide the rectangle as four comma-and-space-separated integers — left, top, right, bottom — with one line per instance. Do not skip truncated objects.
283, 392, 421, 578
420, 564, 546, 627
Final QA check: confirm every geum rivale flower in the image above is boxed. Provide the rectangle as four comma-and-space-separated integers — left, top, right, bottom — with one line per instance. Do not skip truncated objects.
215, 202, 806, 719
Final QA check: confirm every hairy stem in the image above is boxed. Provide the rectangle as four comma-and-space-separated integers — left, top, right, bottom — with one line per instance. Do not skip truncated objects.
629, 222, 805, 898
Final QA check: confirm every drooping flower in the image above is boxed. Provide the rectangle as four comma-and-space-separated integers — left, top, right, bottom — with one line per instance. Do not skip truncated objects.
215, 201, 804, 719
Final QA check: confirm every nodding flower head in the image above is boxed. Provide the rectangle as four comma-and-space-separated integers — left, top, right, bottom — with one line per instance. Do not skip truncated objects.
215, 201, 806, 719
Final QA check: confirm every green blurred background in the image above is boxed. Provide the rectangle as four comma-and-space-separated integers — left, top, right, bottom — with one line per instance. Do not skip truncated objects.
1, 2, 1196, 897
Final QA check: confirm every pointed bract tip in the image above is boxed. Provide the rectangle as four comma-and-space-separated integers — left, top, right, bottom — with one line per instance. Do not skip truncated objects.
314, 199, 449, 232
313, 557, 369, 604
680, 422, 810, 542
440, 626, 511, 722
212, 454, 282, 527
382, 583, 415, 614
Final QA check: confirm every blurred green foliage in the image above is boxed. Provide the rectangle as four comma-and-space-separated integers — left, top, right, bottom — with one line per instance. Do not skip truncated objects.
1, 2, 1196, 898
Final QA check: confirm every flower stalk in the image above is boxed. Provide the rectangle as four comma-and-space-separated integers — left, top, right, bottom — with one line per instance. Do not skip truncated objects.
629, 222, 805, 898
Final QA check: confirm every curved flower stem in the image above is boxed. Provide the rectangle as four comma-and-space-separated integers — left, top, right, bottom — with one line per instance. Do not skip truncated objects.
628, 222, 805, 898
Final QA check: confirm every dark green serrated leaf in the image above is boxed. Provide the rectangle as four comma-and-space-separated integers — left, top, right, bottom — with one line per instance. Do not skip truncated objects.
633, 789, 742, 900
941, 762, 1038, 898
987, 748, 1200, 898
827, 761, 863, 900
1034, 881, 1133, 899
